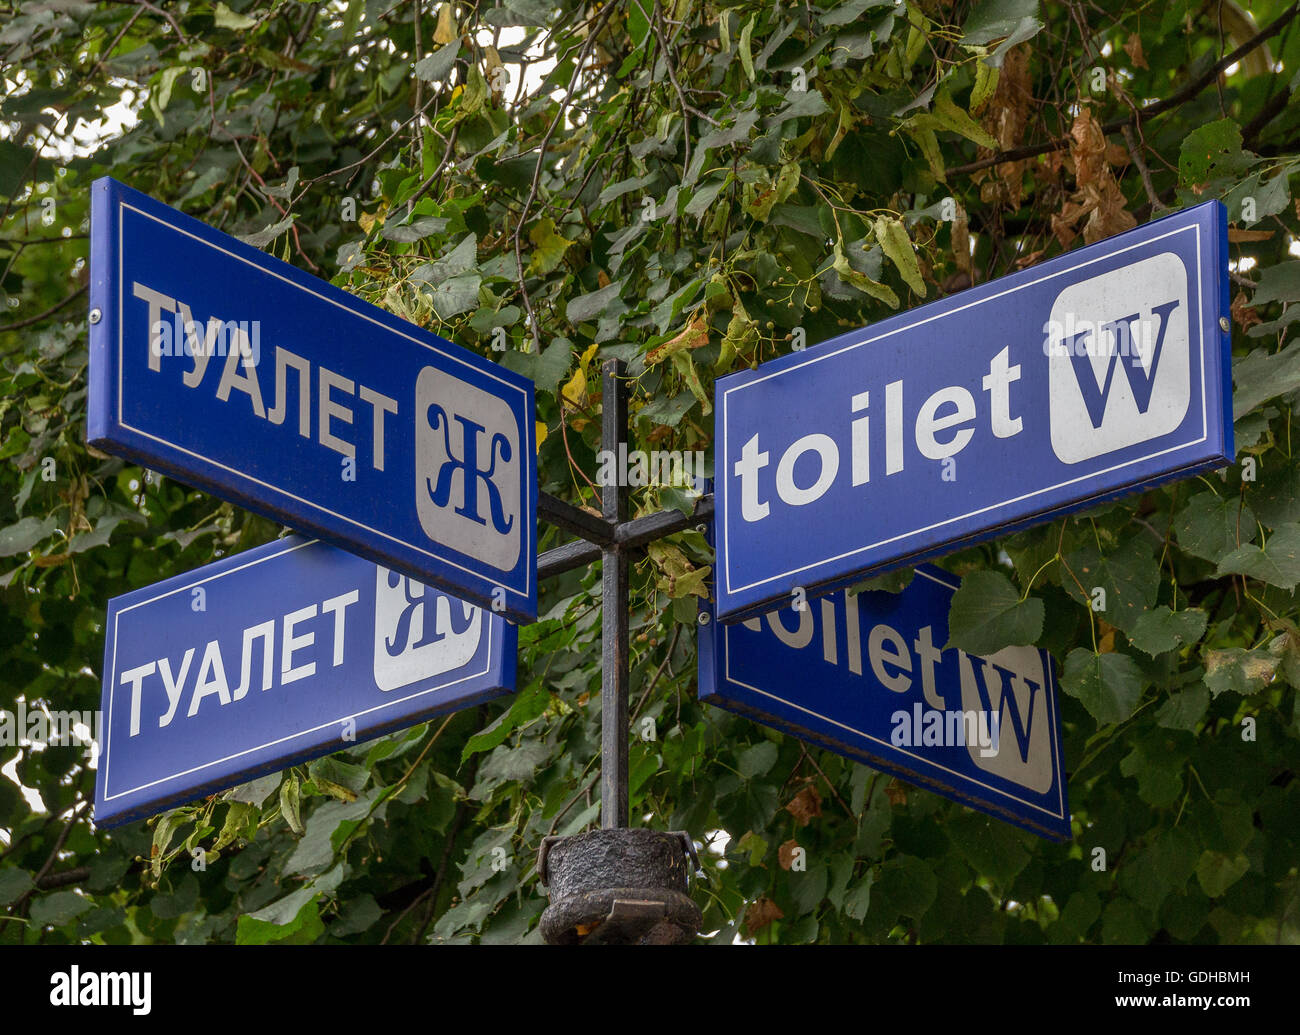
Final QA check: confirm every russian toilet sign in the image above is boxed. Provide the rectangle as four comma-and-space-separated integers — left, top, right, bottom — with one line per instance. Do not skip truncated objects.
94, 536, 515, 827
87, 177, 537, 622
713, 202, 1232, 620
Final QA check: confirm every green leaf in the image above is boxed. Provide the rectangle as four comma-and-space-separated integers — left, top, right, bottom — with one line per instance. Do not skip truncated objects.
226, 772, 280, 806
850, 568, 915, 595
1155, 684, 1210, 730
151, 810, 188, 877
382, 215, 449, 243
1195, 851, 1249, 898
843, 870, 874, 921
960, 0, 1044, 65
280, 773, 304, 835
236, 892, 324, 945
414, 44, 459, 83
944, 570, 1044, 654
874, 215, 926, 296
239, 214, 295, 249
1061, 534, 1160, 635
1128, 607, 1208, 656
738, 15, 756, 82
737, 740, 779, 779
212, 800, 259, 851
1174, 492, 1254, 564
566, 281, 623, 325
0, 515, 57, 557
1232, 341, 1300, 417
1202, 645, 1278, 696
29, 890, 94, 927
461, 686, 549, 762
154, 65, 187, 115
500, 337, 571, 393
1178, 118, 1249, 187
426, 272, 481, 318
1061, 648, 1146, 725
1250, 259, 1300, 308
833, 240, 899, 307
1119, 743, 1183, 807
214, 2, 258, 30
1100, 896, 1151, 944
1216, 523, 1300, 590
0, 868, 34, 905
875, 855, 937, 919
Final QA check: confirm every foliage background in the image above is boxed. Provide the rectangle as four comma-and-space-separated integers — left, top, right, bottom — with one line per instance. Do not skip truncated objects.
1, 0, 1298, 945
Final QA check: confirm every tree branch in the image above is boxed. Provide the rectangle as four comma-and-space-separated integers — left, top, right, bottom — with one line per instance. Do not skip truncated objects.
948, 2, 1300, 177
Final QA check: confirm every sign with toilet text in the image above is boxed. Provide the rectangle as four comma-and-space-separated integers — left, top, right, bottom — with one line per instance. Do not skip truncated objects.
87, 177, 537, 622
94, 536, 514, 827
713, 201, 1233, 620
698, 566, 1071, 841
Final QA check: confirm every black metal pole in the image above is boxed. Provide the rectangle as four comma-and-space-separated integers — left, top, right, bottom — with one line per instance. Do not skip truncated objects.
600, 359, 629, 830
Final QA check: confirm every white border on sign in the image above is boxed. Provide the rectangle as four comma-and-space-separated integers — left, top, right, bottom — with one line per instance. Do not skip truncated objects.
720, 223, 1208, 596
116, 201, 534, 600
721, 568, 1069, 824
101, 538, 496, 803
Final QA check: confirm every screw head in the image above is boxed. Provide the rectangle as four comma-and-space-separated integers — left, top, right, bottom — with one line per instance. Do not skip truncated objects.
696, 611, 711, 626
88, 308, 102, 324
1219, 316, 1231, 333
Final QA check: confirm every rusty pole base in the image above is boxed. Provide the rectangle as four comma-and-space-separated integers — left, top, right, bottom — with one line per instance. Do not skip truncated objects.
537, 828, 702, 945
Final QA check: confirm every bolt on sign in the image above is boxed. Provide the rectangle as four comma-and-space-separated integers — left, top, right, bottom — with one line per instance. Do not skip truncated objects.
87, 178, 537, 622
94, 536, 514, 828
713, 201, 1232, 621
699, 566, 1071, 842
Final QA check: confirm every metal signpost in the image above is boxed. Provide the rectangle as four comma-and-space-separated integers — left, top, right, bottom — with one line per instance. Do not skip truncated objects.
698, 567, 1071, 842
712, 201, 1233, 621
94, 535, 515, 828
85, 190, 1235, 940
87, 177, 538, 622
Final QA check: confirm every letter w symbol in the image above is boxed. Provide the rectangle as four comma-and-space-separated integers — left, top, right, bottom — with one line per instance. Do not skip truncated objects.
965, 657, 1040, 765
1064, 299, 1180, 429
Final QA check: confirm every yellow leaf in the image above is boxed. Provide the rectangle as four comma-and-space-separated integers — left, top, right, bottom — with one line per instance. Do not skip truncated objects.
433, 2, 456, 45
874, 216, 926, 298
535, 421, 548, 452
526, 216, 573, 276
970, 60, 999, 114
931, 89, 1000, 151
561, 343, 599, 411
561, 365, 587, 411
645, 310, 709, 366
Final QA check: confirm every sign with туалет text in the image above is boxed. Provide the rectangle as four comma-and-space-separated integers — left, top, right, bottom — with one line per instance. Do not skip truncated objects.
95, 536, 514, 827
714, 201, 1233, 621
87, 177, 537, 622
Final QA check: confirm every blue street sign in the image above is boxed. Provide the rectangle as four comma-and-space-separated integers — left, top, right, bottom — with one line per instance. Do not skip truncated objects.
94, 536, 515, 828
714, 202, 1232, 621
87, 177, 537, 622
699, 566, 1071, 841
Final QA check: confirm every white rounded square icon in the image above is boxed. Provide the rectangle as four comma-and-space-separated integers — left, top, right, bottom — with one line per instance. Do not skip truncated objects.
414, 366, 521, 571
1046, 252, 1192, 464
372, 568, 484, 692
957, 645, 1054, 794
